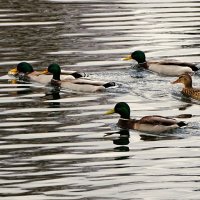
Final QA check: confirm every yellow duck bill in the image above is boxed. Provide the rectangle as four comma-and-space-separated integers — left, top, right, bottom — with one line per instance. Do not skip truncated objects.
105, 108, 115, 115
122, 55, 132, 61
8, 67, 18, 75
39, 69, 49, 75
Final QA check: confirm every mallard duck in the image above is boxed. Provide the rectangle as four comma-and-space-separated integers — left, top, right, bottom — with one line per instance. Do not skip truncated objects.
105, 102, 186, 133
8, 62, 84, 84
172, 73, 200, 100
41, 64, 115, 92
123, 50, 198, 76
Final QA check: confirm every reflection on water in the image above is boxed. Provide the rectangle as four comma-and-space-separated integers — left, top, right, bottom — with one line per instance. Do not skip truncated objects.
45, 89, 61, 108
0, 0, 200, 199
105, 129, 130, 151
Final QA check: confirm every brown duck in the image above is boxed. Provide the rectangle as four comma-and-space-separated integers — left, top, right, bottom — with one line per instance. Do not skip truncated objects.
172, 74, 200, 101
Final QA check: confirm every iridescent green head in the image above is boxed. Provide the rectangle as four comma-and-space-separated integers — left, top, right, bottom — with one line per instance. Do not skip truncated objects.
105, 102, 131, 119
17, 62, 34, 73
48, 63, 61, 81
131, 50, 146, 63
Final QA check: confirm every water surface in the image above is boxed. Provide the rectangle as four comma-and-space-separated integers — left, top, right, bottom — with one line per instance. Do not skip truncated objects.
0, 0, 200, 199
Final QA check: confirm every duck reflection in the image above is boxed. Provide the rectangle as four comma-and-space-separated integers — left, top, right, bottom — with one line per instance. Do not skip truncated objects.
45, 87, 61, 108
178, 103, 192, 111
8, 78, 33, 96
105, 129, 130, 152
139, 133, 183, 141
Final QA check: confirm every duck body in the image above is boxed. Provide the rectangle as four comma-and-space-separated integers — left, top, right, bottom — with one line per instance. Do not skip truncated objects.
181, 88, 200, 101
172, 74, 200, 100
44, 64, 115, 92
118, 116, 182, 133
105, 102, 186, 133
26, 72, 75, 84
60, 81, 105, 92
148, 62, 193, 76
8, 62, 82, 84
123, 50, 198, 76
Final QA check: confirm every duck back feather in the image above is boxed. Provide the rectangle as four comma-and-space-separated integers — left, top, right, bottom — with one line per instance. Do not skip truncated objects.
134, 123, 180, 133
182, 88, 200, 100
27, 74, 76, 84
149, 64, 193, 76
117, 115, 184, 133
61, 82, 105, 92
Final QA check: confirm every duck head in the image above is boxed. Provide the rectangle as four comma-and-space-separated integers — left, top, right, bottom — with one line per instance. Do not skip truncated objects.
123, 50, 146, 64
105, 102, 131, 119
41, 63, 61, 81
172, 73, 192, 88
8, 62, 34, 75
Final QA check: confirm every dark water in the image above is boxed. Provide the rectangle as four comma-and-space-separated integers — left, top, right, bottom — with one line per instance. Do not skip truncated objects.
0, 0, 200, 199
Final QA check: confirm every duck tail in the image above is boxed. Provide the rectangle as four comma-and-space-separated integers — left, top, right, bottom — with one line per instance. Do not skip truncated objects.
190, 65, 199, 71
177, 121, 187, 127
71, 72, 88, 78
103, 82, 116, 88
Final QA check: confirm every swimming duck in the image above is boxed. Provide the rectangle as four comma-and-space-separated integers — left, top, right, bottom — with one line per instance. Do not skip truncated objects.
41, 63, 115, 92
172, 73, 200, 101
123, 50, 198, 76
8, 62, 83, 84
105, 102, 186, 133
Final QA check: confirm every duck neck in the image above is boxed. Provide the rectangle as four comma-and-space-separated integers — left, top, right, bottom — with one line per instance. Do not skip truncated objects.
120, 112, 130, 120
185, 80, 192, 88
118, 118, 136, 130
51, 79, 61, 87
138, 62, 149, 69
185, 83, 192, 88
53, 73, 61, 81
